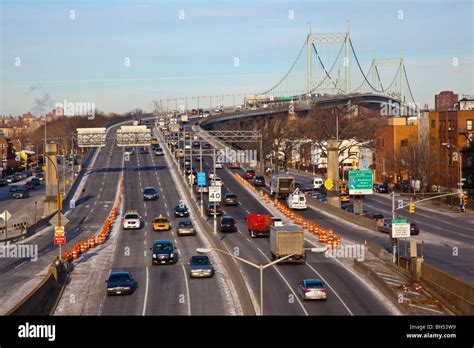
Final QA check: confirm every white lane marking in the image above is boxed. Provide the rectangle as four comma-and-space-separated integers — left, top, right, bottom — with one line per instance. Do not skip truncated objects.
84, 217, 89, 223
255, 248, 308, 316
181, 264, 192, 316
304, 262, 354, 315
144, 240, 147, 245
144, 250, 147, 257
142, 266, 150, 316
174, 238, 178, 244
408, 304, 444, 314
14, 260, 28, 269
144, 211, 148, 217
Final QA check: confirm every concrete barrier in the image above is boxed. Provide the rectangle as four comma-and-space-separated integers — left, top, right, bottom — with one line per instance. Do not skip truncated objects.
353, 259, 409, 314
306, 196, 379, 231
7, 258, 69, 315
420, 262, 474, 315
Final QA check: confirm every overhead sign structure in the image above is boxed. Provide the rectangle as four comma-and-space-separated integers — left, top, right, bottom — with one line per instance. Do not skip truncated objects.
197, 172, 206, 186
324, 178, 333, 191
348, 170, 373, 195
391, 219, 411, 238
209, 186, 222, 202
117, 125, 152, 147
77, 128, 107, 148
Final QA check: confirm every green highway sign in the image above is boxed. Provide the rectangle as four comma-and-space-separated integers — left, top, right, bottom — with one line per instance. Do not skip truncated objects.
392, 218, 410, 224
348, 170, 373, 195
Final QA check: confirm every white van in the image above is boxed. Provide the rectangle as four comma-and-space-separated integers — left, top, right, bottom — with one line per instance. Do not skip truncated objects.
313, 177, 324, 190
287, 189, 307, 210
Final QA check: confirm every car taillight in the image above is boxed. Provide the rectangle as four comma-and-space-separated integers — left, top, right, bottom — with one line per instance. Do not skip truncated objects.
304, 290, 312, 293
319, 289, 327, 293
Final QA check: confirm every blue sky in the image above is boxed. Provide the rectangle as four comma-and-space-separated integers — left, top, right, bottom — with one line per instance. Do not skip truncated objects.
1, 0, 473, 115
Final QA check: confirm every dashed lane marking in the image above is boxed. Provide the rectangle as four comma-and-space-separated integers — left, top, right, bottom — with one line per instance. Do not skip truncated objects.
142, 266, 150, 316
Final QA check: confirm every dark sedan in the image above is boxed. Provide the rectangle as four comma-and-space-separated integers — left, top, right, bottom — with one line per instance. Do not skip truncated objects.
223, 193, 238, 206
174, 202, 190, 217
188, 255, 214, 278
379, 218, 420, 236
0, 179, 8, 187
13, 187, 30, 199
25, 181, 35, 190
252, 175, 266, 187
106, 272, 136, 296
207, 203, 222, 217
219, 216, 236, 233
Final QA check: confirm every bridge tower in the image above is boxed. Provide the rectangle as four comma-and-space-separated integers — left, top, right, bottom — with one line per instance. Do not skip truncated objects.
306, 21, 351, 94
370, 57, 406, 103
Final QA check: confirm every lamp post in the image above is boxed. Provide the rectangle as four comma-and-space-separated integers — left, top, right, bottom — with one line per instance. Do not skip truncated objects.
196, 246, 325, 315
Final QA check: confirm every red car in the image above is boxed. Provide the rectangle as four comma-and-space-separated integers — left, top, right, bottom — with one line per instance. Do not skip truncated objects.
36, 173, 44, 181
243, 169, 255, 180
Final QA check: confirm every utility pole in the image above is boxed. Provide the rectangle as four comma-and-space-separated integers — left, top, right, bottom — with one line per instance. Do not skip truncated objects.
213, 148, 217, 235
199, 140, 204, 217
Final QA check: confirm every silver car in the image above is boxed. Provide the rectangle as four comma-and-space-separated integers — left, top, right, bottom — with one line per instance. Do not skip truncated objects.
188, 255, 214, 278
177, 220, 196, 236
298, 279, 327, 300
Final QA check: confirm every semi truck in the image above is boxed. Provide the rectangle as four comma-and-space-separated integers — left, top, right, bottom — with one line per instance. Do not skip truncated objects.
247, 214, 272, 238
270, 174, 295, 198
270, 225, 305, 264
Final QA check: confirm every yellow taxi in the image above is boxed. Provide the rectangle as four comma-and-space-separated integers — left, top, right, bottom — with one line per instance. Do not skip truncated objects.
151, 138, 158, 145
153, 215, 171, 231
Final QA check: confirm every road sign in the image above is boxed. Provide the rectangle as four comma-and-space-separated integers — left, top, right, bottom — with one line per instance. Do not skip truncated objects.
209, 186, 221, 202
49, 212, 70, 227
391, 219, 411, 238
348, 170, 373, 195
324, 178, 333, 190
77, 127, 107, 148
54, 236, 66, 245
0, 210, 12, 222
197, 172, 206, 186
54, 226, 65, 237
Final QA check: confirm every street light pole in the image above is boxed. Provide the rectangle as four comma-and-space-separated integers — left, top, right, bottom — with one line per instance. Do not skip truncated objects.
44, 154, 62, 258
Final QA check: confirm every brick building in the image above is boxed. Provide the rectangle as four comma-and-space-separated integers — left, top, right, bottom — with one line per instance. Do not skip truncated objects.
427, 110, 474, 192
435, 91, 458, 111
374, 117, 419, 184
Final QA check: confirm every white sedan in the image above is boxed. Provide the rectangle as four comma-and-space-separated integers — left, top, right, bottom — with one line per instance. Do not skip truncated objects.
211, 177, 223, 186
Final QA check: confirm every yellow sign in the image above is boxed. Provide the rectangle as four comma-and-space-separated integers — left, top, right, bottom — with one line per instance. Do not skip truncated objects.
324, 178, 334, 190
20, 151, 28, 161
42, 165, 46, 171
65, 180, 71, 185
54, 226, 65, 237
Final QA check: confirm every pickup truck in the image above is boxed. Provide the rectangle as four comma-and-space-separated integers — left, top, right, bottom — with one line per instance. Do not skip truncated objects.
247, 214, 272, 238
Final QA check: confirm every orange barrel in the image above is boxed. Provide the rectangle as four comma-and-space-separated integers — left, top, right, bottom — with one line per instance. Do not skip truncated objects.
309, 223, 315, 233
80, 243, 86, 253
302, 220, 308, 229
260, 190, 264, 197
290, 212, 295, 220
319, 233, 326, 243
336, 236, 341, 246
328, 228, 334, 236
89, 236, 96, 248
313, 224, 319, 235
72, 249, 78, 260
320, 227, 326, 236
327, 242, 333, 251
97, 234, 104, 245
82, 240, 89, 251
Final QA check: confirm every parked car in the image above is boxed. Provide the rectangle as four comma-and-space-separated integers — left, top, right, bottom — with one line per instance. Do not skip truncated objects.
298, 279, 327, 301
12, 187, 30, 199
373, 183, 389, 193
188, 255, 214, 278
25, 181, 35, 190
9, 185, 22, 193
106, 271, 136, 296
36, 173, 44, 181
31, 178, 41, 186
0, 179, 8, 187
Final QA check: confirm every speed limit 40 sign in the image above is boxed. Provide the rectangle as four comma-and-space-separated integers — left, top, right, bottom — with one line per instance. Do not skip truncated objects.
209, 186, 221, 202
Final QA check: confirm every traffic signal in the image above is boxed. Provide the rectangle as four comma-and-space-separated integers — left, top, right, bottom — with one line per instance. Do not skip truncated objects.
409, 202, 415, 213
463, 195, 468, 205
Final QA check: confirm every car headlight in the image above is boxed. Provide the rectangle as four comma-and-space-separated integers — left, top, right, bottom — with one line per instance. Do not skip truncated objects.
152, 254, 157, 258
170, 253, 174, 258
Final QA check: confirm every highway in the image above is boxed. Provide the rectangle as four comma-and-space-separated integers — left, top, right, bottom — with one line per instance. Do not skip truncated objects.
179, 123, 394, 315
0, 125, 124, 313
100, 135, 231, 315
287, 171, 474, 282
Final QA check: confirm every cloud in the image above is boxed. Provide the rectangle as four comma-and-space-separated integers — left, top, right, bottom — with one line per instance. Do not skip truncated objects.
24, 83, 42, 96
